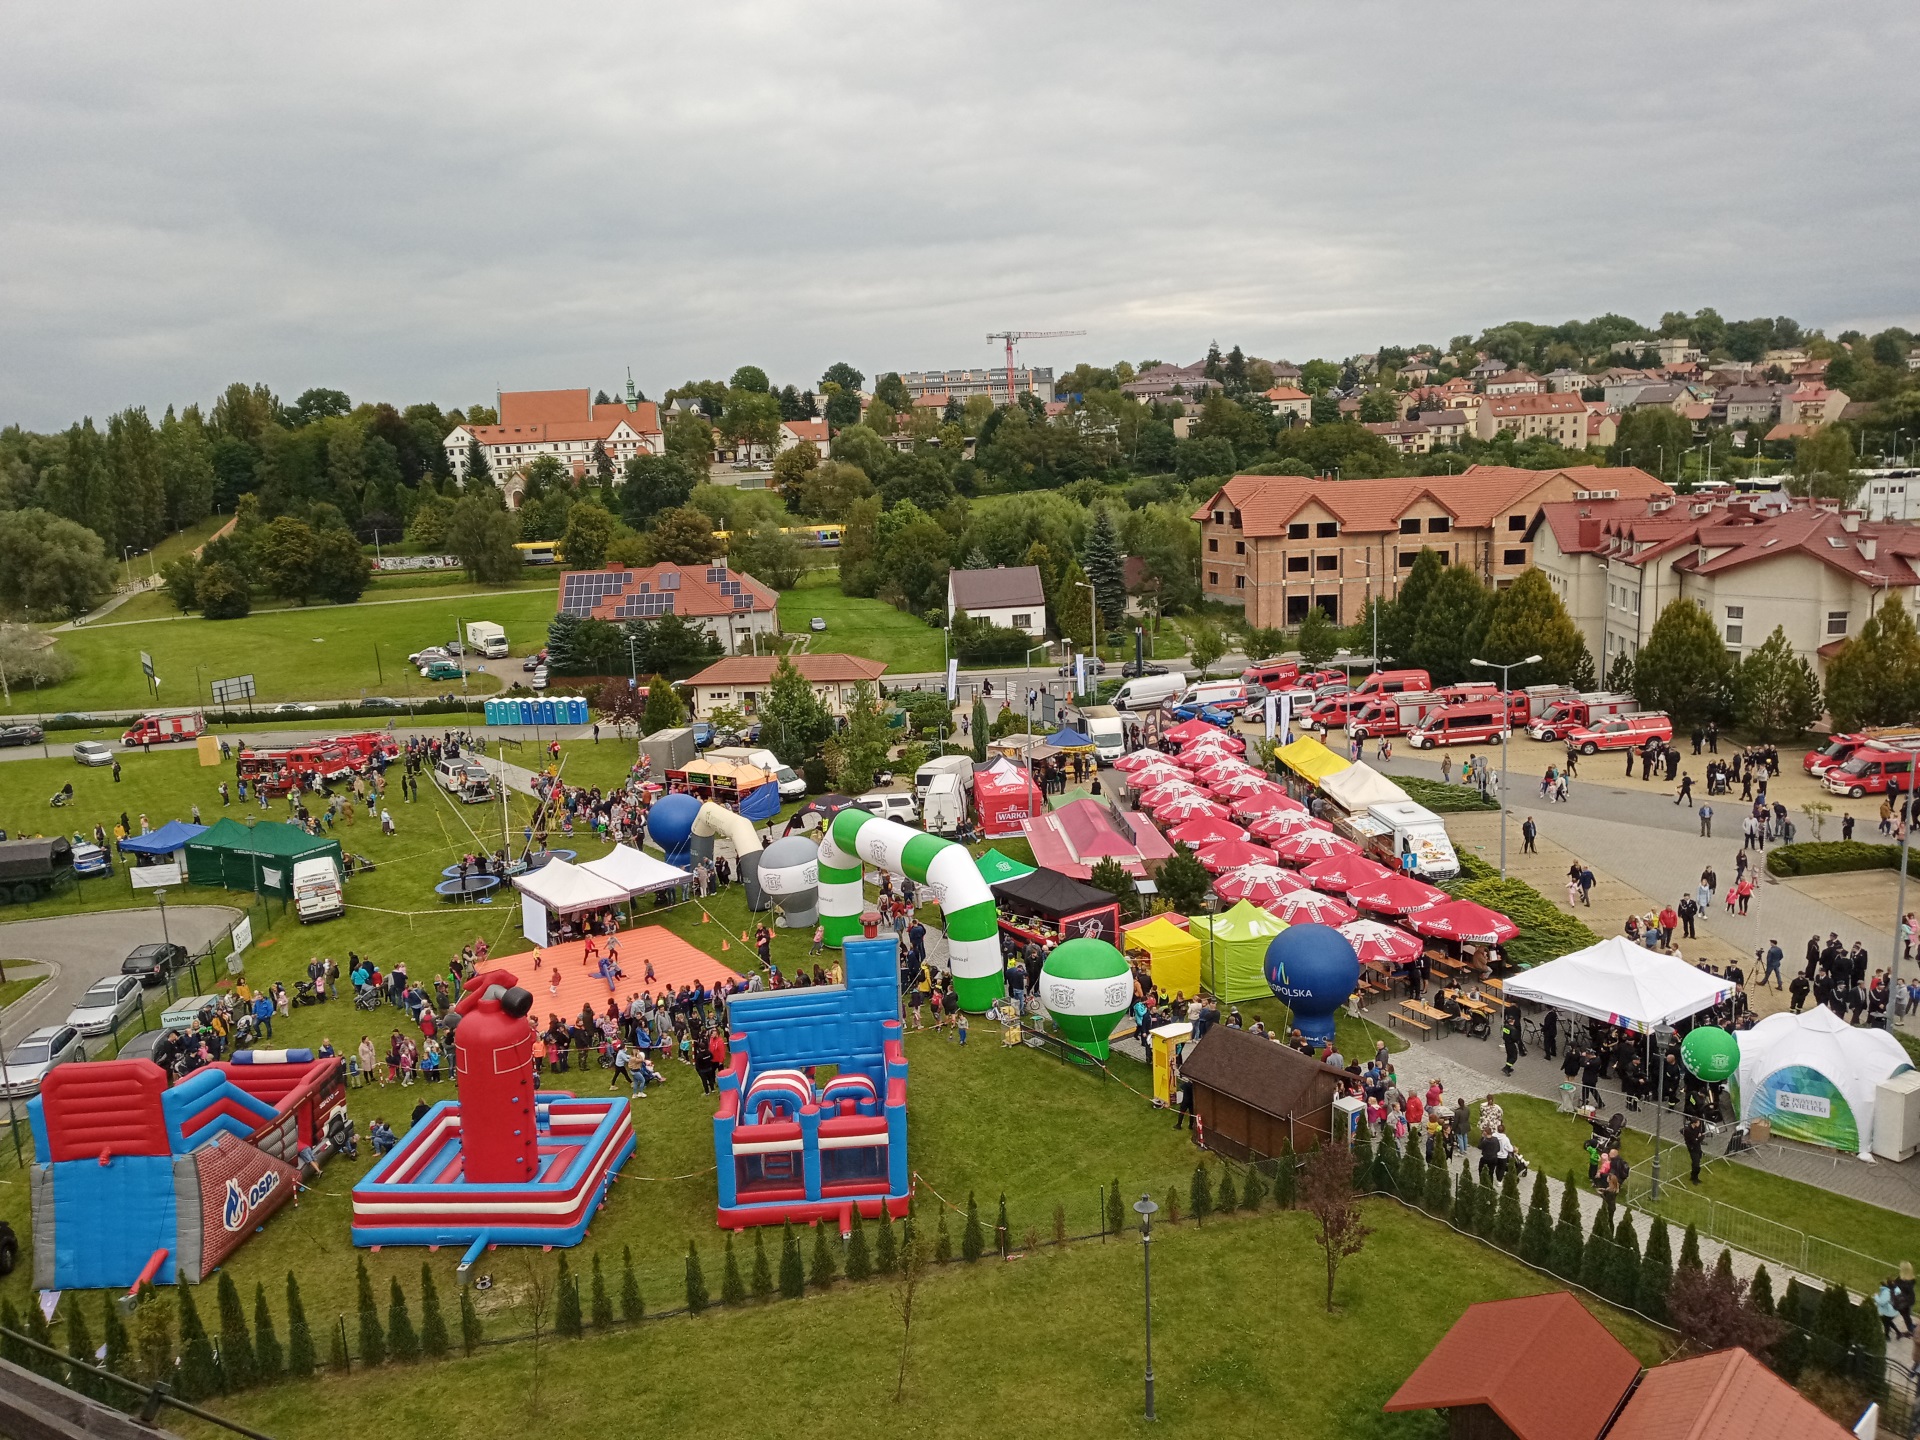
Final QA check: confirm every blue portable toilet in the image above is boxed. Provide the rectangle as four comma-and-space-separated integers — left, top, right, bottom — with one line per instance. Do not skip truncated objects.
567, 697, 588, 724
538, 699, 556, 725
514, 698, 534, 725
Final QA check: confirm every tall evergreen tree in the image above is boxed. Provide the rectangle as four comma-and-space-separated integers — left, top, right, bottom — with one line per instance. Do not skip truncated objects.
621, 1245, 645, 1321
721, 1235, 747, 1306
215, 1271, 256, 1389
845, 1209, 873, 1280
328, 1312, 350, 1373
251, 1282, 284, 1379
386, 1278, 421, 1361
1810, 1282, 1854, 1374
875, 1211, 899, 1274
1477, 567, 1588, 684
685, 1240, 711, 1314
354, 1257, 386, 1367
102, 1292, 130, 1378
751, 1230, 776, 1298
176, 1285, 220, 1400
1734, 625, 1823, 739
1242, 1161, 1267, 1212
1677, 1222, 1703, 1275
1081, 506, 1128, 633
1492, 1166, 1524, 1251
418, 1265, 450, 1359
1748, 1263, 1775, 1317
1473, 1166, 1498, 1240
1217, 1162, 1241, 1213
284, 1273, 315, 1378
553, 1254, 583, 1337
1422, 1152, 1451, 1217
1608, 1215, 1641, 1309
64, 1299, 101, 1401
809, 1222, 838, 1289
107, 407, 168, 550
1638, 1219, 1674, 1322
1634, 597, 1734, 725
934, 1211, 953, 1264
779, 1221, 806, 1297
1190, 1164, 1214, 1225
962, 1193, 985, 1260
1774, 1278, 1810, 1379
1822, 592, 1920, 729
762, 654, 835, 767
1385, 547, 1444, 659
458, 1286, 483, 1357
1579, 1207, 1614, 1293
157, 406, 217, 530
1518, 1171, 1554, 1266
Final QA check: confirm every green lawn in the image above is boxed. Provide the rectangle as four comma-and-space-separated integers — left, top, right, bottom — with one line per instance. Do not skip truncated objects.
778, 570, 946, 674
209, 1203, 1662, 1440
7, 591, 572, 715
103, 572, 559, 627
1492, 1093, 1920, 1273
0, 973, 45, 1011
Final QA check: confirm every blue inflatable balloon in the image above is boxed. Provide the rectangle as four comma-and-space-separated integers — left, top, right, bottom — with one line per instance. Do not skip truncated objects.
1264, 924, 1361, 1046
646, 792, 702, 867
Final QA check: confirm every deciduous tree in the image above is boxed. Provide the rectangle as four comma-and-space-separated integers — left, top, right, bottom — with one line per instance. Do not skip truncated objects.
1634, 597, 1734, 725
1734, 625, 1822, 739
445, 494, 523, 583
1822, 593, 1920, 729
1478, 567, 1587, 683
0, 508, 116, 617
558, 500, 615, 570
1301, 1143, 1371, 1312
647, 506, 719, 565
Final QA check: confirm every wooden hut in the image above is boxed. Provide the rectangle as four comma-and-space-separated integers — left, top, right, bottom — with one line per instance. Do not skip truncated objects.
1176, 1024, 1346, 1161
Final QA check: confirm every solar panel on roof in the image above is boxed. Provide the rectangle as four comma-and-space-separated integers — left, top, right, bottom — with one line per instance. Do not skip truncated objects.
733, 594, 753, 610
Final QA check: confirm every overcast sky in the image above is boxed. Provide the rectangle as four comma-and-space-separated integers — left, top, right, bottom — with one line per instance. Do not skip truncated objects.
5, 3, 1918, 429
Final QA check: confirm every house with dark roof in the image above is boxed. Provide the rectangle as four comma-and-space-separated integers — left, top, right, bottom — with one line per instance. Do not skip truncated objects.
1190, 465, 1671, 628
947, 565, 1048, 636
1175, 1024, 1347, 1160
1387, 1295, 1856, 1440
684, 653, 887, 719
556, 561, 780, 654
1529, 490, 1920, 677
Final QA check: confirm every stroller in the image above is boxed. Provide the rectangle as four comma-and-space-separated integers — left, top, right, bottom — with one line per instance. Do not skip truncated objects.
294, 980, 321, 1007
354, 984, 383, 1011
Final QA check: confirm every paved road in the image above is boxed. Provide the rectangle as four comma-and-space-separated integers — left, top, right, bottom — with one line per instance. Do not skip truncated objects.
0, 906, 240, 1049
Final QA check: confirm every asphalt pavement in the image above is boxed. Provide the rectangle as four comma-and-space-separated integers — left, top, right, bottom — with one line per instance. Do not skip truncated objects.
0, 905, 240, 1049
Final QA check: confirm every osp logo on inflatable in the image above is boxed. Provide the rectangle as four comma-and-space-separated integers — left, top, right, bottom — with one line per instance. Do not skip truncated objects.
223, 1171, 280, 1231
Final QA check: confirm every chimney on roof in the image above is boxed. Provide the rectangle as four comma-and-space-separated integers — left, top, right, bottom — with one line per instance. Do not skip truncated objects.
1859, 537, 1878, 561
1577, 516, 1600, 550
1842, 509, 1862, 533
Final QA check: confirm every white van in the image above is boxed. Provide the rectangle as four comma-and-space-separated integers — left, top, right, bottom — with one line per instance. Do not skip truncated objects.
914, 754, 974, 800
1168, 679, 1249, 713
707, 746, 806, 799
1112, 671, 1187, 712
921, 772, 967, 835
293, 856, 345, 924
1070, 706, 1130, 762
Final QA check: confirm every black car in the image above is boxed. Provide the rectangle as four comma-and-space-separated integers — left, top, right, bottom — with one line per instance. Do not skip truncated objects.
1122, 660, 1169, 678
121, 942, 190, 985
1057, 657, 1108, 677
0, 724, 44, 748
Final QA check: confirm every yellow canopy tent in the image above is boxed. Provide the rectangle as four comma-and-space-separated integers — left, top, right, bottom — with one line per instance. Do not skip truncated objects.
1125, 916, 1202, 999
1275, 735, 1351, 784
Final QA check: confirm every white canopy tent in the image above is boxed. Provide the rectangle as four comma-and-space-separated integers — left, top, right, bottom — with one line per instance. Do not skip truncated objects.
1733, 1007, 1913, 1158
1503, 936, 1734, 1033
512, 858, 633, 947
1317, 763, 1409, 815
580, 843, 691, 897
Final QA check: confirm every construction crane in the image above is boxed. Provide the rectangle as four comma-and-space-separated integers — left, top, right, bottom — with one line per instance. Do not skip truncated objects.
986, 329, 1086, 406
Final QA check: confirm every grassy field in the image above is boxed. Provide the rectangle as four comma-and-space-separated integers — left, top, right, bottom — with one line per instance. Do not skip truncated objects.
0, 973, 45, 1011
1493, 1093, 1920, 1268
211, 1203, 1664, 1440
102, 571, 559, 626
778, 570, 946, 674
5, 591, 573, 715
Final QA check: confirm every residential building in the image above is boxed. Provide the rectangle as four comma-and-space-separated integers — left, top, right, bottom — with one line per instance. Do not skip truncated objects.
1908, 345, 1920, 371
1394, 358, 1434, 384
1621, 382, 1693, 412
445, 386, 663, 504
1412, 409, 1472, 447
898, 366, 1053, 402
1609, 337, 1704, 366
1192, 464, 1669, 626
1484, 369, 1544, 396
1121, 362, 1220, 401
1475, 392, 1590, 448
1859, 467, 1920, 523
779, 418, 830, 457
1600, 370, 1659, 407
1529, 489, 1920, 675
1719, 384, 1782, 427
1262, 385, 1313, 425
947, 565, 1047, 636
1362, 420, 1434, 455
1269, 361, 1303, 388
1469, 357, 1507, 381
1542, 367, 1587, 393
1764, 347, 1811, 368
555, 560, 780, 655
1585, 408, 1618, 449
684, 653, 888, 719
1782, 383, 1850, 425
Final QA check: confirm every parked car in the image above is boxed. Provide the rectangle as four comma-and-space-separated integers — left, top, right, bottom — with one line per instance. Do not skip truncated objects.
1058, 657, 1108, 677
65, 973, 145, 1037
530, 668, 550, 691
690, 721, 715, 748
73, 741, 115, 767
0, 724, 44, 748
809, 617, 827, 632
522, 650, 549, 673
421, 661, 464, 682
271, 702, 320, 715
408, 647, 450, 666
49, 714, 97, 726
854, 790, 920, 823
0, 1025, 86, 1098
1121, 660, 1168, 678
1170, 702, 1237, 727
120, 941, 191, 985
359, 696, 401, 710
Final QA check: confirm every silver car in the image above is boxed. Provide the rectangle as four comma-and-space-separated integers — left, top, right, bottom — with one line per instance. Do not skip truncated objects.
66, 974, 145, 1037
73, 741, 114, 767
0, 1025, 86, 1097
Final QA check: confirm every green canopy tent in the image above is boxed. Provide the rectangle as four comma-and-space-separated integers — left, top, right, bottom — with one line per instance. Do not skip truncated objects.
976, 847, 1037, 885
1189, 900, 1288, 1003
184, 817, 342, 898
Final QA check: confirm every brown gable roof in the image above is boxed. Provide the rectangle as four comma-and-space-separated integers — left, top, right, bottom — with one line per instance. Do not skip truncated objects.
1384, 1293, 1640, 1440
1175, 1025, 1346, 1118
687, 653, 888, 687
950, 565, 1046, 610
499, 388, 593, 425
1607, 1348, 1852, 1440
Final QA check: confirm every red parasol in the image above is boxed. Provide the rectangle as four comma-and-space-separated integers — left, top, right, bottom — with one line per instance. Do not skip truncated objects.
1169, 816, 1250, 848
1196, 839, 1281, 874
1211, 863, 1307, 905
1299, 853, 1397, 894
1250, 810, 1332, 842
1166, 718, 1226, 744
1268, 888, 1359, 926
1338, 918, 1425, 965
1229, 787, 1300, 818
1346, 872, 1448, 916
1269, 828, 1362, 865
1153, 794, 1231, 825
1125, 762, 1191, 789
1139, 781, 1208, 808
1409, 899, 1519, 944
1210, 771, 1277, 799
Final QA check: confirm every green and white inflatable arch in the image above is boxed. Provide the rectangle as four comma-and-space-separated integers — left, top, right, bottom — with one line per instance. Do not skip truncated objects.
818, 806, 1005, 1012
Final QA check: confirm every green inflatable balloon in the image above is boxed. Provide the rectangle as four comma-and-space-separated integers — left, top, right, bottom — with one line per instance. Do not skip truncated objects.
1681, 1025, 1739, 1084
1039, 937, 1133, 1060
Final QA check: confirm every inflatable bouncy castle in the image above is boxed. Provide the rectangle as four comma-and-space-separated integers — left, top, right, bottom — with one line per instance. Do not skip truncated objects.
28, 1050, 346, 1290
714, 934, 909, 1230
350, 968, 634, 1259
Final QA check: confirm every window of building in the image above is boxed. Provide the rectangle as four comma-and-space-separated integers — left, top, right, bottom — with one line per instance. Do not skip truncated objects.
1398, 551, 1418, 568
1286, 555, 1309, 573
1828, 610, 1849, 636
1427, 517, 1451, 533
1315, 554, 1338, 571
1503, 549, 1527, 566
1235, 540, 1246, 554
1725, 622, 1742, 645
1286, 595, 1310, 623
1288, 522, 1310, 539
1507, 514, 1527, 531
1212, 511, 1225, 525
1231, 511, 1243, 529
1316, 521, 1339, 538
1399, 517, 1420, 535
1725, 605, 1743, 619
1235, 575, 1246, 589
1011, 614, 1032, 629
1208, 538, 1218, 552
1208, 571, 1218, 585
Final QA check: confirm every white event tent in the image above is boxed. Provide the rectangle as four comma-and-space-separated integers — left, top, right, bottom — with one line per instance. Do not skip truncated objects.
1503, 935, 1734, 1034
512, 858, 632, 946
1733, 1007, 1913, 1158
580, 843, 691, 897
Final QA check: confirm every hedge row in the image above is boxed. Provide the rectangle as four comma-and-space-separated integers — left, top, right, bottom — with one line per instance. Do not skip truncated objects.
1397, 776, 1500, 813
1766, 841, 1920, 879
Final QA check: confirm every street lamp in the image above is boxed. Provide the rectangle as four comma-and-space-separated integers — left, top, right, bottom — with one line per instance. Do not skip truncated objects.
1133, 1193, 1159, 1421
1469, 654, 1541, 878
1077, 580, 1098, 691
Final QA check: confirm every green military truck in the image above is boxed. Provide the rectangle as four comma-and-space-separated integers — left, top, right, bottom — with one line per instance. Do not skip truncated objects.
0, 837, 76, 906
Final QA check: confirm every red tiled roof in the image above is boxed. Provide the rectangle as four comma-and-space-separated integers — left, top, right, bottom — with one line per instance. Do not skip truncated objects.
1484, 392, 1586, 419
1383, 1293, 1640, 1440
1191, 465, 1668, 538
686, 653, 886, 686
500, 388, 594, 425
1606, 1348, 1852, 1440
783, 418, 829, 441
1263, 386, 1311, 401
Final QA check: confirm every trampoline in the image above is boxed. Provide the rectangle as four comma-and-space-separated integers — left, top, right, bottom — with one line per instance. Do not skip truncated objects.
505, 848, 576, 877
435, 874, 502, 902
